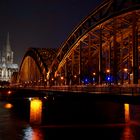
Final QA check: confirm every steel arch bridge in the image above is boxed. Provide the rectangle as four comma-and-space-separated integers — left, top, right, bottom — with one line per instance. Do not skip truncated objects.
17, 0, 140, 87
17, 48, 57, 86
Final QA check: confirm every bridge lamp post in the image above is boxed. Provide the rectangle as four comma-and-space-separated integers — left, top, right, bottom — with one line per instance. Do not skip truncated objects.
27, 81, 30, 87
51, 78, 54, 86
44, 79, 47, 87
93, 72, 96, 76
30, 81, 32, 87
106, 69, 110, 73
106, 69, 111, 85
55, 73, 60, 86
60, 76, 64, 85
54, 75, 57, 86
93, 72, 96, 85
74, 75, 77, 85
24, 81, 27, 87
38, 80, 40, 86
123, 68, 129, 84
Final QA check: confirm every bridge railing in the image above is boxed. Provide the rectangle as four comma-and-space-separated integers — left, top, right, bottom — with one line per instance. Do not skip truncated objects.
26, 85, 140, 95
16, 84, 140, 95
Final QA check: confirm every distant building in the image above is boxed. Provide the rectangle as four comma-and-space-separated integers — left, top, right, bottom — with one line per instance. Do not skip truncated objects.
0, 33, 18, 82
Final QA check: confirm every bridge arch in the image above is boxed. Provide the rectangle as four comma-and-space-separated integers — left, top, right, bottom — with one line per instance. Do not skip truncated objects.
17, 48, 57, 86
48, 0, 140, 86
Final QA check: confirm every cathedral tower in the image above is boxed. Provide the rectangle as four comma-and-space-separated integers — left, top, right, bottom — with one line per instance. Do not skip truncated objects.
2, 32, 14, 64
0, 32, 18, 82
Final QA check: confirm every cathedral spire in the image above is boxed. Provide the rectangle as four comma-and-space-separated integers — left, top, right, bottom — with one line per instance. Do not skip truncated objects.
6, 32, 11, 52
0, 32, 18, 82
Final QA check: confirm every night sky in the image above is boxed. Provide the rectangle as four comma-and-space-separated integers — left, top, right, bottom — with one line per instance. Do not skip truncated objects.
0, 0, 103, 65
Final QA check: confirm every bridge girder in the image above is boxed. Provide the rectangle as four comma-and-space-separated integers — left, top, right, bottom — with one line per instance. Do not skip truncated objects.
48, 0, 140, 86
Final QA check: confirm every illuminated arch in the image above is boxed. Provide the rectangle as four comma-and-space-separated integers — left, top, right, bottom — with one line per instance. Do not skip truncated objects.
18, 48, 57, 84
48, 0, 140, 85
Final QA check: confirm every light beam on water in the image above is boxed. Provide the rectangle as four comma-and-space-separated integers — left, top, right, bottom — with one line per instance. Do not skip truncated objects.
30, 98, 42, 125
124, 103, 130, 123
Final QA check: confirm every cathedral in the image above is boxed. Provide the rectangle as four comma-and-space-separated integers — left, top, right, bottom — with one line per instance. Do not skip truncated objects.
0, 33, 18, 82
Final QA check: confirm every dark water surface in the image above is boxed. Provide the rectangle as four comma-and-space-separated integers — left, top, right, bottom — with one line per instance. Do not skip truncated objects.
0, 94, 140, 140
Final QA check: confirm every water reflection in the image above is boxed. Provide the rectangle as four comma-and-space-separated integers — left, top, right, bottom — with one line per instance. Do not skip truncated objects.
3, 103, 13, 109
30, 98, 42, 125
121, 126, 135, 140
124, 103, 130, 123
23, 126, 44, 140
23, 126, 32, 140
120, 104, 135, 140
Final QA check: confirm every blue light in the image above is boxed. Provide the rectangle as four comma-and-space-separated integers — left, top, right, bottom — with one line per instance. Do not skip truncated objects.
106, 75, 114, 83
107, 77, 110, 80
83, 77, 89, 84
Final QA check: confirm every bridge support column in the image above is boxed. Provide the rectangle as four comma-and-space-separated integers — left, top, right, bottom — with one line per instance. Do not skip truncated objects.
65, 59, 68, 85
99, 27, 103, 85
109, 40, 111, 85
132, 12, 138, 84
72, 51, 74, 85
78, 44, 81, 85
120, 32, 124, 85
113, 18, 118, 85
128, 35, 131, 84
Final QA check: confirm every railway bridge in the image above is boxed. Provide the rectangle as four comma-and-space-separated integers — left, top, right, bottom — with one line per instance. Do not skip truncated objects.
12, 0, 140, 92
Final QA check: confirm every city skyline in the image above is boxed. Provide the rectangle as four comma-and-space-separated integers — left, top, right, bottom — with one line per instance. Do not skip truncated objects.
0, 0, 103, 65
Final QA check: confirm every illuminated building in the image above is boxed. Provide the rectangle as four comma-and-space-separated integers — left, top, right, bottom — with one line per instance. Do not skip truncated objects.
0, 33, 18, 82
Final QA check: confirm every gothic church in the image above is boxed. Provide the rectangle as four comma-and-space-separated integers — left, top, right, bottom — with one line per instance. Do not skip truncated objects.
0, 33, 18, 82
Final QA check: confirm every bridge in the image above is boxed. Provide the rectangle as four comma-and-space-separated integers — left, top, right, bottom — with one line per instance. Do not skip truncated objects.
11, 0, 140, 94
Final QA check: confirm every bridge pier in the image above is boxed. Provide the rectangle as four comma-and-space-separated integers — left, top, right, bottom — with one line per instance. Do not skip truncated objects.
132, 12, 139, 84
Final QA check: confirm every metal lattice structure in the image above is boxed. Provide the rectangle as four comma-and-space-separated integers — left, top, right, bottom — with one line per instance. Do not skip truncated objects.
18, 0, 140, 86
17, 48, 57, 86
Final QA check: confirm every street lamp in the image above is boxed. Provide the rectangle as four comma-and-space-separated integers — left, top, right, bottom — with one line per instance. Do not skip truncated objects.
123, 68, 130, 84
93, 72, 96, 76
106, 69, 110, 73
60, 76, 64, 85
92, 72, 96, 84
61, 76, 64, 80
124, 68, 128, 72
106, 69, 111, 85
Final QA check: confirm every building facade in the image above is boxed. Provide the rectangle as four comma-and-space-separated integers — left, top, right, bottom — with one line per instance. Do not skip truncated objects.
0, 33, 18, 82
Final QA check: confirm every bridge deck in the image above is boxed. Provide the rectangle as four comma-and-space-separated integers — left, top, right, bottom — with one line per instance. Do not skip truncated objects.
1, 85, 140, 104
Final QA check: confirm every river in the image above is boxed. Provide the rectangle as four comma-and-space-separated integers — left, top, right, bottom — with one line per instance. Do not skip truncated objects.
0, 92, 140, 140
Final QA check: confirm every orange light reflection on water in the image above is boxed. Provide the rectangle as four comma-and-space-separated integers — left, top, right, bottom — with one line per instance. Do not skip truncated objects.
30, 99, 42, 125
124, 103, 130, 122
121, 126, 135, 140
121, 104, 135, 140
4, 103, 13, 109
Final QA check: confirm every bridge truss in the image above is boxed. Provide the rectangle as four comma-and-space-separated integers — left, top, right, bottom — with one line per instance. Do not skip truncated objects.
17, 0, 140, 87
